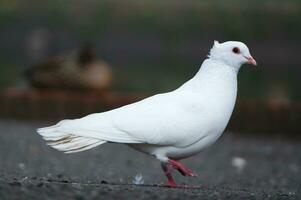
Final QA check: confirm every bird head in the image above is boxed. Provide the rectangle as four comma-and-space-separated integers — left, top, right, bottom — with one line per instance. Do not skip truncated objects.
208, 41, 257, 70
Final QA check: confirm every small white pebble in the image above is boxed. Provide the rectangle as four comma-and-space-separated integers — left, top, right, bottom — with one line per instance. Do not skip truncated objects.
18, 163, 25, 170
231, 157, 247, 172
132, 173, 144, 185
21, 177, 28, 182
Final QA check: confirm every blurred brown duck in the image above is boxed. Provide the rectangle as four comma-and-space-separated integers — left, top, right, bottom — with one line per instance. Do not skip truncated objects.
25, 45, 113, 91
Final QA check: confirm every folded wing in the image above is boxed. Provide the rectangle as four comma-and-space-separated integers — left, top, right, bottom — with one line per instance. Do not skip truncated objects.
38, 92, 206, 152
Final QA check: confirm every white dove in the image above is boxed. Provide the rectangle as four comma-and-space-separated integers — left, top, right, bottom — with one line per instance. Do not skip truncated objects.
38, 41, 257, 187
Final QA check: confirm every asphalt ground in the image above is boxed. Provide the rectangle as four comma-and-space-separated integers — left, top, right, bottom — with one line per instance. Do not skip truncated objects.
0, 120, 300, 199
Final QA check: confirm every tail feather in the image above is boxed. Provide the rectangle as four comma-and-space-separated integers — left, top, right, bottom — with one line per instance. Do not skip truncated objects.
64, 141, 105, 153
37, 122, 106, 153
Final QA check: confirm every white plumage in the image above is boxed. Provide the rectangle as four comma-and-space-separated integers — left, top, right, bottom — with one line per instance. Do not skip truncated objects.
38, 40, 257, 186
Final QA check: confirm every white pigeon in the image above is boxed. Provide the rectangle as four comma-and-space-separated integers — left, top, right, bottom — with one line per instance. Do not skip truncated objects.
38, 41, 257, 187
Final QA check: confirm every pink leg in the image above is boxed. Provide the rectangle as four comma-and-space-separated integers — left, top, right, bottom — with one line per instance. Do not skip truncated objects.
161, 162, 177, 187
168, 159, 197, 177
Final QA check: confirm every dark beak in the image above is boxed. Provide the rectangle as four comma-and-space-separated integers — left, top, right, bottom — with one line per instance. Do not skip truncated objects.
244, 56, 257, 66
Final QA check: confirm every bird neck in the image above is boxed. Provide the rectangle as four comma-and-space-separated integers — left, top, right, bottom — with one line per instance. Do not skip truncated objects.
178, 59, 238, 96
197, 59, 238, 81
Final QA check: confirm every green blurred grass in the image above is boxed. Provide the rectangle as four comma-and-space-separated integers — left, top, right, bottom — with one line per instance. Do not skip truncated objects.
1, 0, 301, 40
0, 62, 19, 89
0, 0, 300, 99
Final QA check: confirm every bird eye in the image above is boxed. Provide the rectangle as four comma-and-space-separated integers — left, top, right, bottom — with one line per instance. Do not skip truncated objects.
232, 47, 240, 54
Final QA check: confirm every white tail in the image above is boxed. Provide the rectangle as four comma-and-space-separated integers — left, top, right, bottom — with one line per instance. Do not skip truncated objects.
37, 121, 106, 153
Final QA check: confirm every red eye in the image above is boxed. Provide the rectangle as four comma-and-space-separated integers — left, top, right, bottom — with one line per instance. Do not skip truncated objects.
232, 47, 240, 54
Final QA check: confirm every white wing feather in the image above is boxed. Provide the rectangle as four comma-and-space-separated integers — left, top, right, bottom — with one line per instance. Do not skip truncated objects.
39, 91, 207, 148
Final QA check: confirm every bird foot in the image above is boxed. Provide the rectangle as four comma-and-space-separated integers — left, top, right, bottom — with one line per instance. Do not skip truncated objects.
168, 159, 197, 177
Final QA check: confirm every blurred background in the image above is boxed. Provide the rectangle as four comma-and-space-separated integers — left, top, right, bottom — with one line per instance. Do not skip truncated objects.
0, 0, 300, 133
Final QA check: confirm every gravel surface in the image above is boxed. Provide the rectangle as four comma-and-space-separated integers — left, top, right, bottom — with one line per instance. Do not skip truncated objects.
0, 120, 300, 199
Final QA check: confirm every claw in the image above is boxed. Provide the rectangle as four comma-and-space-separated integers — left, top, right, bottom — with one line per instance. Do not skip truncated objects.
161, 159, 197, 187
168, 159, 197, 177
